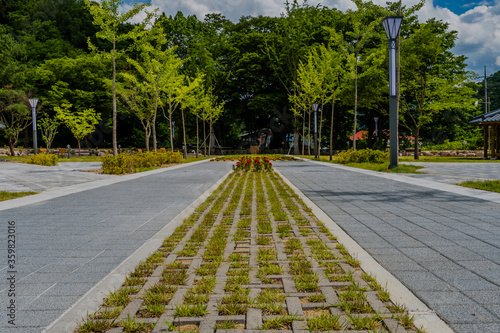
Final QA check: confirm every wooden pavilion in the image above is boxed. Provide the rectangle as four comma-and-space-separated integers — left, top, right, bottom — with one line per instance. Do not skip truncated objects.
469, 108, 500, 159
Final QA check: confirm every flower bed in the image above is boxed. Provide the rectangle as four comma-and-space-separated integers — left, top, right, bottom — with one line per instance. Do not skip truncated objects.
233, 156, 273, 172
211, 154, 298, 162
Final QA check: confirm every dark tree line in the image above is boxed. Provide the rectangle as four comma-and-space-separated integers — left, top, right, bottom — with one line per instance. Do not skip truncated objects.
0, 0, 487, 155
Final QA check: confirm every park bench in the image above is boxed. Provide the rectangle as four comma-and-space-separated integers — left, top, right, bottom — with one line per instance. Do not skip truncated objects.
56, 148, 68, 157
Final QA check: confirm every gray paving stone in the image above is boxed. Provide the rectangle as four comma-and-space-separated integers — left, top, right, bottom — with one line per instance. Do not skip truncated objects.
392, 271, 457, 292
274, 160, 500, 333
431, 303, 498, 323
0, 161, 232, 333
416, 291, 477, 307
451, 323, 500, 333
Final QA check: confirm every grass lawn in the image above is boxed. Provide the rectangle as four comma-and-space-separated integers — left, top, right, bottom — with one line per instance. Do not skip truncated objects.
0, 191, 38, 202
458, 180, 500, 193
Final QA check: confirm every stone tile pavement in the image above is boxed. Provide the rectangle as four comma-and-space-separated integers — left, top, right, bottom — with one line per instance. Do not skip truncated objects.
402, 162, 500, 184
0, 161, 233, 332
0, 162, 108, 192
274, 160, 500, 333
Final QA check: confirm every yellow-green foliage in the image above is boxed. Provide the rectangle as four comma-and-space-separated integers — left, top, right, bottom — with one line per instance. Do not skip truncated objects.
336, 149, 388, 164
26, 154, 58, 166
101, 151, 183, 174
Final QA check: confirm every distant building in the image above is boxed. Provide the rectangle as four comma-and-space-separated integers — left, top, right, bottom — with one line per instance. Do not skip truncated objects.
469, 108, 500, 159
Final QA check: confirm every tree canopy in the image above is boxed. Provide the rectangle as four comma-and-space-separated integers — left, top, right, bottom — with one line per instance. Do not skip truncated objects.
0, 0, 486, 156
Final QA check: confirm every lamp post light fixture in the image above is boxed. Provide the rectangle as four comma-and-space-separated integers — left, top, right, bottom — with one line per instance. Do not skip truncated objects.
382, 15, 403, 169
312, 103, 319, 159
29, 98, 39, 154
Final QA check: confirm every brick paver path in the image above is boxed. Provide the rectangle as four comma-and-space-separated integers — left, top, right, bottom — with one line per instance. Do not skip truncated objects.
83, 171, 417, 333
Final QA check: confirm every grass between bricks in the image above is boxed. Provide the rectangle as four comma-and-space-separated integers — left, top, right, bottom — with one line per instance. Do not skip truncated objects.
76, 168, 425, 333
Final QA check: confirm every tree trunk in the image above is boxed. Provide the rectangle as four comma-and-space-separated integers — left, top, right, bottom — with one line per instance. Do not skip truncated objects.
169, 105, 174, 151
319, 103, 324, 158
196, 116, 199, 159
112, 35, 118, 156
145, 126, 150, 152
209, 119, 213, 156
353, 60, 358, 151
329, 101, 335, 161
8, 138, 16, 156
203, 120, 206, 156
307, 109, 311, 156
293, 116, 299, 155
414, 131, 419, 160
153, 81, 158, 152
181, 109, 187, 159
301, 110, 305, 155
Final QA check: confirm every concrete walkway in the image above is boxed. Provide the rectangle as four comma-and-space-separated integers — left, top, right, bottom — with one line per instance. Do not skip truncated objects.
274, 160, 500, 333
0, 162, 109, 192
0, 161, 233, 332
402, 162, 500, 185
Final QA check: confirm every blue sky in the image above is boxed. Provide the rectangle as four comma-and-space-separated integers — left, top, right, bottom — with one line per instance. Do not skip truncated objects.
125, 0, 500, 76
434, 0, 495, 15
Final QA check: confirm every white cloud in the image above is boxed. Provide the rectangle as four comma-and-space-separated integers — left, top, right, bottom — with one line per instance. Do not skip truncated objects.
126, 0, 500, 75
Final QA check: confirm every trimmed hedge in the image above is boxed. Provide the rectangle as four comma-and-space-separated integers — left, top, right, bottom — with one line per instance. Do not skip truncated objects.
102, 151, 183, 174
26, 154, 58, 166
336, 148, 388, 164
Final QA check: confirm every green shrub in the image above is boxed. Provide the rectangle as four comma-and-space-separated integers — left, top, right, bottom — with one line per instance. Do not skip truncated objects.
423, 138, 483, 151
336, 149, 388, 164
101, 151, 183, 174
26, 154, 58, 166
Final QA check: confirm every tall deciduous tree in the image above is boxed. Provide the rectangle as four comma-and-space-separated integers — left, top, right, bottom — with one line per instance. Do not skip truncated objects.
0, 88, 31, 156
400, 19, 476, 159
84, 0, 154, 156
158, 50, 185, 151
343, 0, 385, 151
197, 88, 224, 156
117, 69, 155, 151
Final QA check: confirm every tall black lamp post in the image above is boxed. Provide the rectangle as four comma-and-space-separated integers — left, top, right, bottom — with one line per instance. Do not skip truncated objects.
382, 16, 403, 169
312, 103, 319, 159
29, 98, 39, 154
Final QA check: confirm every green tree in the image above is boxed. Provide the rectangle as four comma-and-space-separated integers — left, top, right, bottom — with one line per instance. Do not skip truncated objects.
0, 25, 27, 88
477, 69, 500, 112
0, 88, 31, 156
158, 50, 185, 151
117, 70, 155, 151
341, 0, 386, 151
38, 116, 59, 151
55, 103, 101, 153
85, 0, 154, 155
400, 19, 476, 159
197, 88, 224, 155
